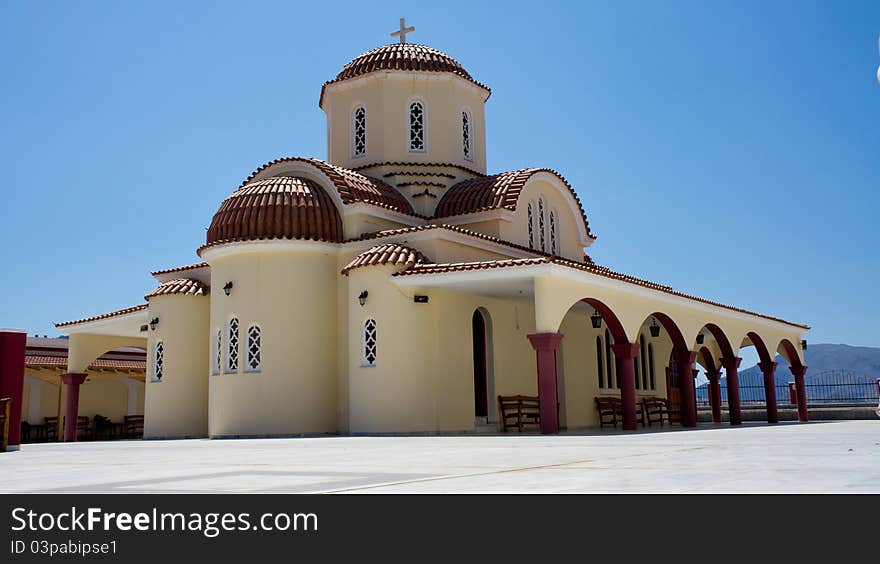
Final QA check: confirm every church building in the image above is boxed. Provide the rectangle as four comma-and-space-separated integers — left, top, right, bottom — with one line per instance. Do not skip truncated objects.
54, 22, 810, 440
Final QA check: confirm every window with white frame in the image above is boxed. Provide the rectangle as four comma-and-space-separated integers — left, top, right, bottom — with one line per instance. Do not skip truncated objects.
214, 329, 221, 375
538, 198, 547, 252
153, 341, 164, 382
353, 106, 366, 157
363, 319, 377, 367
227, 317, 239, 372
246, 324, 262, 372
408, 100, 426, 152
461, 111, 472, 161
549, 210, 558, 255
527, 201, 535, 249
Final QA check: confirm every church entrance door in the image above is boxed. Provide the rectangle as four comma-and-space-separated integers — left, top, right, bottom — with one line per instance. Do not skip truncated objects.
472, 310, 488, 418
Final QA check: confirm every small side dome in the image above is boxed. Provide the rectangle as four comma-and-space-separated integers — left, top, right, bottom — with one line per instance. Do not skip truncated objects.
341, 244, 430, 275
145, 278, 209, 300
206, 176, 343, 246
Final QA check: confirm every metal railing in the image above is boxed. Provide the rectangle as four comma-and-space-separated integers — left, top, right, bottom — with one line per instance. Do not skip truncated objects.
696, 372, 879, 407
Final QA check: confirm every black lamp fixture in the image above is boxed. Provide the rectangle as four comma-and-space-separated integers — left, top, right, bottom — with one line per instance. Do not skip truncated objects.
590, 312, 602, 329
801, 339, 808, 351
649, 317, 661, 338
149, 317, 159, 331
223, 281, 233, 296
358, 290, 369, 307
696, 332, 705, 345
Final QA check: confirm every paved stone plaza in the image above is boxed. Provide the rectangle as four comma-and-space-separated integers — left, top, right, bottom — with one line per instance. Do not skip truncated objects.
1, 421, 877, 493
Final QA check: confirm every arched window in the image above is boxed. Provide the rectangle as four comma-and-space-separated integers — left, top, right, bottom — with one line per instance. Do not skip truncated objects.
640, 335, 648, 390
648, 344, 656, 389
227, 317, 239, 372
549, 210, 559, 255
596, 336, 604, 388
408, 100, 426, 152
605, 329, 615, 388
246, 324, 262, 372
538, 198, 547, 252
352, 106, 366, 157
214, 329, 221, 375
461, 110, 472, 161
153, 341, 164, 382
634, 349, 641, 390
363, 319, 377, 367
527, 201, 535, 249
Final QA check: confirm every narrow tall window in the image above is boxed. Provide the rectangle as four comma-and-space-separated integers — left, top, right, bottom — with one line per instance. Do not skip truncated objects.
538, 198, 547, 252
648, 344, 656, 389
363, 319, 377, 367
549, 210, 558, 255
461, 111, 472, 160
640, 335, 648, 390
596, 336, 604, 388
527, 202, 535, 249
246, 324, 262, 372
605, 329, 615, 388
408, 101, 425, 152
635, 352, 641, 390
153, 341, 164, 382
227, 317, 239, 372
353, 106, 366, 157
214, 330, 221, 375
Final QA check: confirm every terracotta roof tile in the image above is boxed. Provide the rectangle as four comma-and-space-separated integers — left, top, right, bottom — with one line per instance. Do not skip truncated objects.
341, 244, 430, 275
351, 161, 484, 178
382, 171, 457, 180
320, 44, 490, 107
434, 169, 595, 239
55, 304, 148, 328
25, 355, 146, 371
150, 262, 208, 277
145, 278, 210, 300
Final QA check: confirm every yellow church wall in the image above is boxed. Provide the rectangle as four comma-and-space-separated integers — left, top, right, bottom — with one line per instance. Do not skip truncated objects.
423, 238, 514, 264
144, 293, 210, 439
77, 377, 130, 422
335, 253, 351, 433
345, 212, 412, 239
204, 245, 339, 437
324, 73, 488, 175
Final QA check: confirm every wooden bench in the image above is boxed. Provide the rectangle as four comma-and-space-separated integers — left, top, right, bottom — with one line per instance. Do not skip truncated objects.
642, 397, 669, 427
44, 416, 59, 441
498, 395, 541, 432
0, 397, 11, 452
124, 415, 144, 439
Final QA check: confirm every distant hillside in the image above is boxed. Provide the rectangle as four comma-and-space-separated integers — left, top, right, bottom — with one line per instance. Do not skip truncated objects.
696, 343, 880, 403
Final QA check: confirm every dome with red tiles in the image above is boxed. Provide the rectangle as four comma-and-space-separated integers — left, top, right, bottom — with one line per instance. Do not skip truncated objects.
206, 176, 343, 247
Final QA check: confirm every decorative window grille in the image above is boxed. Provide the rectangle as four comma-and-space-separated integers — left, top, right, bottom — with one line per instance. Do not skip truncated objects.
353, 107, 366, 157
154, 341, 164, 382
549, 210, 558, 255
461, 111, 472, 160
408, 101, 425, 152
214, 330, 221, 374
227, 317, 239, 372
246, 324, 262, 372
538, 198, 546, 252
527, 202, 535, 249
363, 319, 377, 367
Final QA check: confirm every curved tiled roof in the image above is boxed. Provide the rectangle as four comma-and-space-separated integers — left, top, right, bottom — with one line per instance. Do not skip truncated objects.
26, 355, 147, 371
434, 169, 595, 239
151, 262, 208, 277
320, 44, 490, 106
145, 278, 210, 300
207, 176, 343, 246
56, 304, 148, 328
241, 157, 418, 217
341, 244, 430, 275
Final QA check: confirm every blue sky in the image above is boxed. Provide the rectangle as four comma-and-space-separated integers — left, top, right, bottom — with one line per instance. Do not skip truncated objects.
1, 1, 878, 355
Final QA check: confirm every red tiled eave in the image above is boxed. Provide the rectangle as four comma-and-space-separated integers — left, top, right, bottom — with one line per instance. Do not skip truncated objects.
25, 355, 146, 371
151, 262, 208, 277
145, 278, 210, 300
341, 244, 430, 275
55, 304, 148, 328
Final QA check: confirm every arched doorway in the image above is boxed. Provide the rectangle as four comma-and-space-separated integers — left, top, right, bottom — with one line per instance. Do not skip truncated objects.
472, 308, 495, 422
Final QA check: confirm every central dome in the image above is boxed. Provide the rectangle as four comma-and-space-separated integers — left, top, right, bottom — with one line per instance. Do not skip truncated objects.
335, 43, 474, 82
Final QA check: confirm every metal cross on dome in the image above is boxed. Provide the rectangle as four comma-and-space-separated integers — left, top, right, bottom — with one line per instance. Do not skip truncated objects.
391, 18, 415, 44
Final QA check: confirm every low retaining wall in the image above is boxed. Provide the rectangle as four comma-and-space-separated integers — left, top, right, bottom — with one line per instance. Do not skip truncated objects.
698, 404, 879, 422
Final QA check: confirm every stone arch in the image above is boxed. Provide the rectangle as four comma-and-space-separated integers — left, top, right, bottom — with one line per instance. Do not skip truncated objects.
777, 338, 805, 368
745, 331, 774, 365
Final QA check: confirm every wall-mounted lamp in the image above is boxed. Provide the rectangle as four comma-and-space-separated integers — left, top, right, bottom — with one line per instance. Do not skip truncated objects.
590, 312, 602, 329
414, 295, 429, 303
358, 290, 369, 307
801, 339, 808, 351
649, 318, 661, 338
223, 281, 233, 296
696, 333, 705, 345
149, 317, 159, 331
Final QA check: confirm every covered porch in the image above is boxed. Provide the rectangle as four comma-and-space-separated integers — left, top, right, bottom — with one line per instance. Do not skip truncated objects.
393, 257, 810, 434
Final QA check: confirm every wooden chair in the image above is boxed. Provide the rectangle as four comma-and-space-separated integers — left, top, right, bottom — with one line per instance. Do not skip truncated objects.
123, 415, 144, 439
0, 397, 11, 452
76, 416, 91, 440
498, 395, 541, 432
44, 416, 58, 441
594, 397, 619, 428
642, 397, 669, 427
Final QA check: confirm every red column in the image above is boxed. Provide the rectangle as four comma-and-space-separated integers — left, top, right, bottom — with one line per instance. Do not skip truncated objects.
758, 361, 778, 424
61, 373, 87, 442
527, 333, 563, 435
675, 350, 698, 428
0, 330, 27, 451
706, 371, 722, 424
789, 365, 808, 422
612, 343, 639, 431
721, 357, 742, 426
